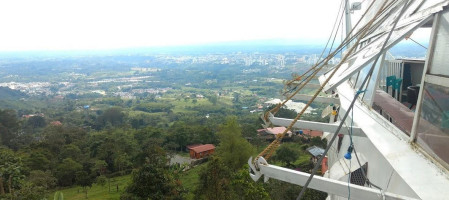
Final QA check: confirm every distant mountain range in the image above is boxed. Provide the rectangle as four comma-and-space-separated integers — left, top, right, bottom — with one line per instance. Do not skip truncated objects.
0, 39, 428, 59
389, 40, 428, 58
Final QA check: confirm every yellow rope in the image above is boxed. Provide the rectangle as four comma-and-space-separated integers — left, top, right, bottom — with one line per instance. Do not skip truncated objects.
256, 0, 394, 162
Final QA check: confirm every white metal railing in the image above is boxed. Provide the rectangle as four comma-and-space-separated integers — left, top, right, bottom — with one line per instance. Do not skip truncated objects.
379, 60, 404, 100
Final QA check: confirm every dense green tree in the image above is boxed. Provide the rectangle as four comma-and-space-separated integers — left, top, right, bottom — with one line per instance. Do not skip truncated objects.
95, 175, 107, 187
41, 125, 87, 155
216, 116, 255, 171
27, 170, 57, 190
167, 122, 191, 151
25, 151, 51, 171
89, 129, 137, 172
129, 118, 142, 129
75, 170, 95, 199
41, 126, 68, 154
195, 157, 269, 200
206, 95, 218, 105
0, 109, 20, 149
134, 126, 165, 147
93, 160, 108, 176
264, 179, 327, 200
95, 107, 125, 129
241, 122, 258, 138
10, 181, 46, 200
114, 153, 132, 173
310, 137, 327, 149
0, 149, 47, 200
195, 157, 232, 200
63, 99, 75, 112
193, 125, 217, 145
59, 144, 82, 161
129, 114, 167, 128
231, 167, 270, 200
55, 158, 83, 186
275, 144, 299, 167
167, 122, 217, 148
25, 115, 46, 129
122, 145, 184, 200
0, 147, 24, 196
232, 92, 240, 103
264, 179, 302, 200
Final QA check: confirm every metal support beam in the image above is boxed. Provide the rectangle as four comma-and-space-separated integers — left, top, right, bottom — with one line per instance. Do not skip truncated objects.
268, 115, 365, 137
410, 12, 441, 142
288, 93, 339, 104
249, 157, 417, 200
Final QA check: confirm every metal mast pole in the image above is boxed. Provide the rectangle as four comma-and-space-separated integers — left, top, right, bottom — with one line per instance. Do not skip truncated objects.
345, 0, 352, 37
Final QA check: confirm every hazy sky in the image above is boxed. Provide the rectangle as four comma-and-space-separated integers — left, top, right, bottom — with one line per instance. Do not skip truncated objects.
0, 0, 429, 51
0, 0, 347, 51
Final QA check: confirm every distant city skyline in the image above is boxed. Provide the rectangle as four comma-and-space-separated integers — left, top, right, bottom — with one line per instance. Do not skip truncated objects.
0, 0, 431, 52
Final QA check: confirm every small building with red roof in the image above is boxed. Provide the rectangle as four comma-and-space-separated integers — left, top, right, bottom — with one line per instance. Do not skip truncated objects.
257, 127, 293, 140
188, 144, 215, 159
186, 144, 202, 151
299, 129, 324, 138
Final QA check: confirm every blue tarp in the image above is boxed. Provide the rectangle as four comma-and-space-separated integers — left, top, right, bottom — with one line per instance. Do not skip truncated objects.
306, 146, 325, 157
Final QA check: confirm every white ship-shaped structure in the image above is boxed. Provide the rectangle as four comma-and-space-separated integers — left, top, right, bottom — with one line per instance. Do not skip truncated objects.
249, 0, 449, 199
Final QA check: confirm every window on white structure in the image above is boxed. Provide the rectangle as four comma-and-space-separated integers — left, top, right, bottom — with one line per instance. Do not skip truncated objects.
415, 9, 449, 170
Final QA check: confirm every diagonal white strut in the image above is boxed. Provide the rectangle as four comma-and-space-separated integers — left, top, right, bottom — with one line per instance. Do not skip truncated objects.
268, 114, 365, 137
248, 157, 417, 200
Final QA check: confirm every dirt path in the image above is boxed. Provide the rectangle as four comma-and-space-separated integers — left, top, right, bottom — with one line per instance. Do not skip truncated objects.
169, 154, 194, 165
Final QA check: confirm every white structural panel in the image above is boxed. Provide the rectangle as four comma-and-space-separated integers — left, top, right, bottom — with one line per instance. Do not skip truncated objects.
318, 0, 449, 93
248, 157, 417, 200
336, 80, 449, 199
268, 115, 365, 137
289, 94, 340, 104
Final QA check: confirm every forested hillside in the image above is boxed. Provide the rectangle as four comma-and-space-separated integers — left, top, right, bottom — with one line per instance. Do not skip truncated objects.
0, 48, 329, 200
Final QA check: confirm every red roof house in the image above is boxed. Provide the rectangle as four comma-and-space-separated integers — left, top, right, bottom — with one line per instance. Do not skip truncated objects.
257, 127, 293, 139
189, 144, 215, 159
300, 129, 324, 138
186, 144, 203, 150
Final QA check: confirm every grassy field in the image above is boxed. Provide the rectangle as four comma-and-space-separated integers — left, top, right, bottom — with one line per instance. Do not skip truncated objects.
47, 175, 131, 200
179, 164, 204, 200
170, 98, 209, 113
46, 163, 205, 200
